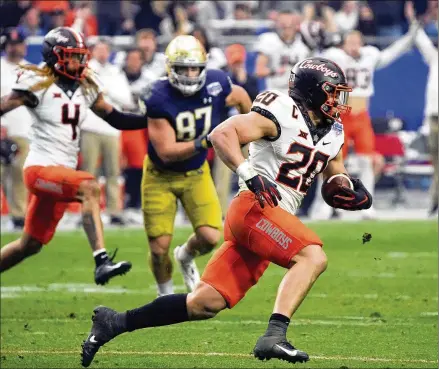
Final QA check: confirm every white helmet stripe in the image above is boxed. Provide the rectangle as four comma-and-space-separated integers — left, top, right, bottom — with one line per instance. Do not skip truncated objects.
68, 27, 85, 47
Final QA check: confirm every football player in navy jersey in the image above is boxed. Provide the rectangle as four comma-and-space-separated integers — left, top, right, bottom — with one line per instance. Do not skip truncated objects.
140, 35, 252, 297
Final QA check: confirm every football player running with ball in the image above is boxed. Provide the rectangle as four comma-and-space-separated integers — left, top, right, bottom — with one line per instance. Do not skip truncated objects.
81, 57, 372, 366
138, 35, 251, 297
0, 27, 151, 284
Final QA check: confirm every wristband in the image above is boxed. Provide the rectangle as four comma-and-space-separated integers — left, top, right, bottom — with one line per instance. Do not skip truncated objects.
194, 137, 206, 151
236, 160, 258, 181
0, 108, 4, 117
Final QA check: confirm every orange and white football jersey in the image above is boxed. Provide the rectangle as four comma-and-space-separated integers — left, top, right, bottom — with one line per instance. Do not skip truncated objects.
322, 46, 380, 98
13, 69, 100, 169
322, 26, 418, 98
239, 90, 344, 215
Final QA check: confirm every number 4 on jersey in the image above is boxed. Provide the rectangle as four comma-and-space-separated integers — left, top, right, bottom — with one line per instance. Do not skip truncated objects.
61, 103, 80, 140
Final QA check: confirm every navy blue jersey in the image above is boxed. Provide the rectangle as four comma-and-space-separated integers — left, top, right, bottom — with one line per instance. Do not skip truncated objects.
145, 69, 232, 172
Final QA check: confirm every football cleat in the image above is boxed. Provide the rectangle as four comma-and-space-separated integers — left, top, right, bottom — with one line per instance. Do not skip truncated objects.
81, 306, 122, 367
253, 335, 309, 364
173, 245, 200, 292
94, 249, 132, 285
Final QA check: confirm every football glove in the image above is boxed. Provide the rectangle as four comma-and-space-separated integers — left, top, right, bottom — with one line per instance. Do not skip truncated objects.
194, 135, 212, 151
332, 177, 373, 211
0, 137, 19, 165
245, 174, 282, 208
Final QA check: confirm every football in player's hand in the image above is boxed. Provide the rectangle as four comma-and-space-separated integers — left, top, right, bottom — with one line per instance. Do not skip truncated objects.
321, 174, 354, 204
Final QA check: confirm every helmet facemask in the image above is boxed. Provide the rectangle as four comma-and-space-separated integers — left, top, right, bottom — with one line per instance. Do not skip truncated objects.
52, 45, 90, 81
168, 63, 207, 96
320, 82, 352, 122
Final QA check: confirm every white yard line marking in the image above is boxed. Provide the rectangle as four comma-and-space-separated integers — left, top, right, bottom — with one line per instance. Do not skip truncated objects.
421, 312, 438, 316
387, 251, 437, 259
2, 284, 437, 302
0, 349, 437, 364
0, 317, 433, 327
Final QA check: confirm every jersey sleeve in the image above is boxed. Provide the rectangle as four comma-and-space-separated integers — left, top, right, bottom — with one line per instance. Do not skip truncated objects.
144, 80, 173, 121
12, 69, 43, 108
83, 71, 104, 107
251, 90, 293, 141
206, 69, 232, 98
361, 46, 381, 69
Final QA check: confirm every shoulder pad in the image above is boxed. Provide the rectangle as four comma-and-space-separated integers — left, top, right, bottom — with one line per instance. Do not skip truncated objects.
13, 69, 43, 92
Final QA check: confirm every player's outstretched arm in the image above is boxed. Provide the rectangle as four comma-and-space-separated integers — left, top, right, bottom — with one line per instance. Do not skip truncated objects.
322, 150, 372, 211
225, 85, 252, 114
0, 90, 35, 117
375, 20, 420, 69
414, 26, 437, 65
91, 93, 148, 130
210, 111, 282, 208
210, 111, 277, 171
148, 117, 207, 163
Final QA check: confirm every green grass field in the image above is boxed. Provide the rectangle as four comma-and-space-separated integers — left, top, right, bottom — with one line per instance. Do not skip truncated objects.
1, 220, 437, 368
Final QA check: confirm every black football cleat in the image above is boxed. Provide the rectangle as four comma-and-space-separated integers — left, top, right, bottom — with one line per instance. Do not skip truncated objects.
429, 202, 438, 217
94, 249, 132, 285
81, 306, 122, 367
253, 335, 309, 364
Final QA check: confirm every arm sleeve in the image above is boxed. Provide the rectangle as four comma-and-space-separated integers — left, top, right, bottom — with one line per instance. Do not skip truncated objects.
415, 27, 437, 65
375, 23, 418, 69
11, 70, 41, 108
144, 85, 173, 121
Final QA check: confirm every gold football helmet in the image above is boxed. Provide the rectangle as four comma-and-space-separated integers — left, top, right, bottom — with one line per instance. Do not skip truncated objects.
165, 35, 208, 95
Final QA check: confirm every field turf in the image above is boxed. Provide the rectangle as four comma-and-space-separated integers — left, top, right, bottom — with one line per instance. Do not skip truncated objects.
0, 220, 437, 368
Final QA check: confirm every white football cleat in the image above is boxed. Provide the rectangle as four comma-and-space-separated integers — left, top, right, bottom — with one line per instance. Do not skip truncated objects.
173, 245, 200, 292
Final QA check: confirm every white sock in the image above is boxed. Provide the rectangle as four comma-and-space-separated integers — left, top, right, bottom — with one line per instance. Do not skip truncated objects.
157, 279, 174, 296
357, 155, 375, 214
93, 249, 106, 257
177, 243, 193, 263
357, 155, 375, 198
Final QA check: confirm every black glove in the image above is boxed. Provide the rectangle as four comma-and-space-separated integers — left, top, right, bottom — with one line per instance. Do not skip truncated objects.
246, 175, 282, 208
332, 178, 373, 211
0, 138, 19, 165
194, 135, 212, 151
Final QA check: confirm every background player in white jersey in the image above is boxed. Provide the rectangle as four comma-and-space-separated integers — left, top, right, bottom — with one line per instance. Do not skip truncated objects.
255, 10, 310, 91
81, 57, 372, 367
0, 27, 150, 285
321, 22, 419, 218
406, 3, 438, 215
0, 28, 33, 229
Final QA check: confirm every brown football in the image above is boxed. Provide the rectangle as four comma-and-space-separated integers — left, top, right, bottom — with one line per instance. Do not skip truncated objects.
321, 174, 354, 204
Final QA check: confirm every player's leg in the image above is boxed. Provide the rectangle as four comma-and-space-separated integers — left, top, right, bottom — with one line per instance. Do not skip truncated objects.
175, 161, 222, 291
79, 131, 101, 178
253, 245, 325, 363
351, 112, 376, 218
23, 165, 131, 284
81, 217, 269, 367
0, 193, 65, 272
221, 192, 321, 362
101, 134, 124, 224
427, 115, 438, 214
141, 157, 178, 296
9, 136, 29, 229
121, 130, 146, 223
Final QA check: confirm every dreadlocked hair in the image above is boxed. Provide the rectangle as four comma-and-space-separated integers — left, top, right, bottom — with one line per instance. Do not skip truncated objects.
18, 64, 99, 96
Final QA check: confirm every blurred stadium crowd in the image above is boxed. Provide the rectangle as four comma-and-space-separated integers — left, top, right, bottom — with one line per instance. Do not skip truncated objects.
0, 0, 437, 229
1, 0, 438, 39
